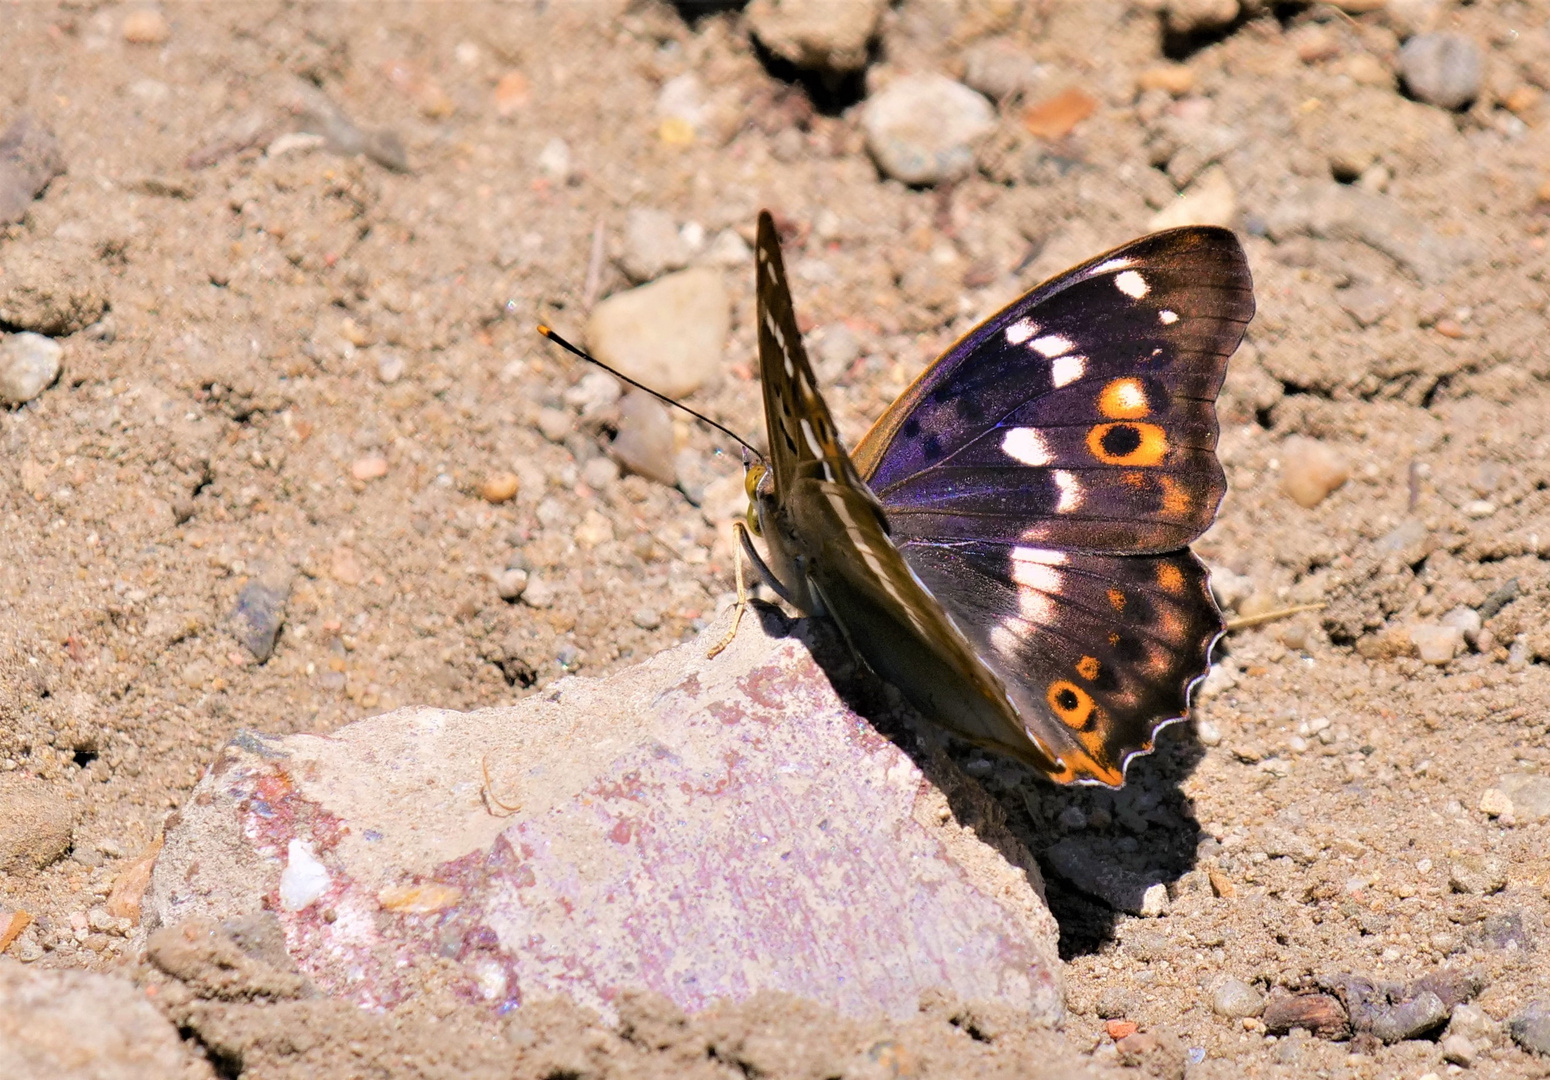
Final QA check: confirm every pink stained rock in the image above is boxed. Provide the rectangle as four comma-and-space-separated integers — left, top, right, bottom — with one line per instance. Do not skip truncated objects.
145, 608, 1063, 1023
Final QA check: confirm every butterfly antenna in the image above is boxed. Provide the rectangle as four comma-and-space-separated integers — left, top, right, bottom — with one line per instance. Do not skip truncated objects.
537, 324, 765, 463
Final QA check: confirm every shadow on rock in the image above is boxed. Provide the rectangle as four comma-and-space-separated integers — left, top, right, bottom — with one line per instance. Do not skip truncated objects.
789, 599, 1208, 960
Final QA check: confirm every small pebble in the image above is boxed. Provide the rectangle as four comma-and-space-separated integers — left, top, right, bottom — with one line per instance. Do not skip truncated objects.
656, 73, 707, 143
537, 407, 572, 444
632, 607, 662, 631
0, 114, 66, 225
1477, 788, 1512, 819
1440, 605, 1481, 644
621, 207, 690, 284
1498, 774, 1550, 822
1409, 623, 1463, 665
1509, 1001, 1550, 1057
1196, 719, 1222, 747
1448, 1003, 1500, 1045
480, 472, 520, 504
1212, 979, 1265, 1019
862, 74, 995, 187
1057, 806, 1087, 830
520, 575, 555, 609
1207, 564, 1254, 612
961, 39, 1044, 100
1399, 33, 1482, 111
1279, 435, 1349, 508
1448, 854, 1507, 895
1150, 165, 1238, 230
0, 332, 63, 405
1462, 499, 1495, 519
351, 455, 389, 482
493, 71, 529, 116
495, 568, 529, 602
611, 391, 678, 487
581, 456, 620, 490
1022, 86, 1099, 140
1165, 0, 1240, 36
586, 268, 728, 398
745, 0, 884, 72
1263, 992, 1348, 1039
564, 370, 623, 414
121, 8, 171, 45
1441, 1033, 1476, 1066
230, 564, 293, 663
375, 350, 405, 384
1136, 63, 1196, 97
536, 137, 572, 183
0, 775, 75, 872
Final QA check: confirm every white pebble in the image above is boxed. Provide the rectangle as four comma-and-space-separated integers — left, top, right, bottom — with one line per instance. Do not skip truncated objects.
279, 839, 330, 911
861, 74, 995, 187
495, 568, 529, 601
0, 332, 63, 404
536, 137, 572, 182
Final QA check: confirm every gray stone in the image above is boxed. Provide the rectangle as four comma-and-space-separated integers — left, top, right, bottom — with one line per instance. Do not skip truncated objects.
146, 608, 1063, 1024
494, 568, 529, 602
611, 390, 678, 487
1498, 773, 1550, 822
961, 40, 1044, 100
1399, 33, 1482, 111
745, 0, 884, 72
0, 114, 65, 225
1509, 1001, 1550, 1056
1447, 1002, 1501, 1045
0, 961, 208, 1079
0, 775, 74, 872
1212, 978, 1265, 1018
519, 574, 555, 609
1336, 283, 1393, 328
620, 208, 690, 284
0, 332, 62, 405
585, 267, 728, 399
862, 75, 995, 187
1367, 990, 1448, 1043
229, 563, 293, 663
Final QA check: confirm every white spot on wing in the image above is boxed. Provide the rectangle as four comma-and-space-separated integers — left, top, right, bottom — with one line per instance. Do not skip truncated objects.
1031, 334, 1074, 358
1114, 270, 1148, 299
1005, 318, 1038, 345
1159, 309, 1178, 325
1051, 354, 1086, 387
798, 418, 825, 460
1090, 257, 1135, 275
1010, 546, 1068, 566
1053, 470, 1081, 512
1001, 427, 1053, 466
1011, 561, 1060, 595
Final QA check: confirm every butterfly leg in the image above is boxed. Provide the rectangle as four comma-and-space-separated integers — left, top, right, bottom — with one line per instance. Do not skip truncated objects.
707, 520, 797, 658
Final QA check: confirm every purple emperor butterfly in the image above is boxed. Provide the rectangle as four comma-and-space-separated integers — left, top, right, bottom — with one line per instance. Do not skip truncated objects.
738, 211, 1253, 786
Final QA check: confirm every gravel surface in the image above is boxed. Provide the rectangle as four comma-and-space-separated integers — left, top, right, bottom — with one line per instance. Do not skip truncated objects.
1, 2, 1549, 1077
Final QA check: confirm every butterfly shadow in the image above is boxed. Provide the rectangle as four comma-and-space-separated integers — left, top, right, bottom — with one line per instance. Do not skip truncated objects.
765, 603, 1208, 960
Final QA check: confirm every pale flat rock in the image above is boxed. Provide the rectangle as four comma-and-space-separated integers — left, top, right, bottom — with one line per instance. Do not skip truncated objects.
585, 267, 728, 398
147, 608, 1063, 1024
1265, 182, 1478, 285
0, 961, 211, 1080
746, 0, 885, 72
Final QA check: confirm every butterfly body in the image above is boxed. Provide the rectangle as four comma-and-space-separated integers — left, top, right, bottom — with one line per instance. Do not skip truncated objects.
743, 212, 1253, 787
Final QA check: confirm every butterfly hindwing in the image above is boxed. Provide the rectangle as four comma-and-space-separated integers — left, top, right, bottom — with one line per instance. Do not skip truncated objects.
897, 540, 1219, 785
852, 228, 1253, 554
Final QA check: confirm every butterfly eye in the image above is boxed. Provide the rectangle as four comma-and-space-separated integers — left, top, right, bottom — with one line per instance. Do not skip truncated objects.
744, 463, 766, 499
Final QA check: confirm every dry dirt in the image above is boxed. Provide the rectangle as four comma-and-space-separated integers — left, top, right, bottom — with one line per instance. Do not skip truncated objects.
2, 2, 1549, 1078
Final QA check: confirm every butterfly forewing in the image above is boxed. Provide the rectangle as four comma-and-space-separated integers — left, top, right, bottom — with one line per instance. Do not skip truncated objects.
853, 228, 1252, 555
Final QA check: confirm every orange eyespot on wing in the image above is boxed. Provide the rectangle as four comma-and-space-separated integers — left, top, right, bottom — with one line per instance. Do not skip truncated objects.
1098, 377, 1151, 420
1047, 680, 1097, 730
1087, 422, 1168, 466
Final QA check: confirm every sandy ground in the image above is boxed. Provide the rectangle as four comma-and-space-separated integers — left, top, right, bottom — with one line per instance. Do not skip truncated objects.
2, 1, 1549, 1078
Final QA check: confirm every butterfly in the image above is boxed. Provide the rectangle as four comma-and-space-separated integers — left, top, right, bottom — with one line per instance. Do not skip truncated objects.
735, 210, 1254, 786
